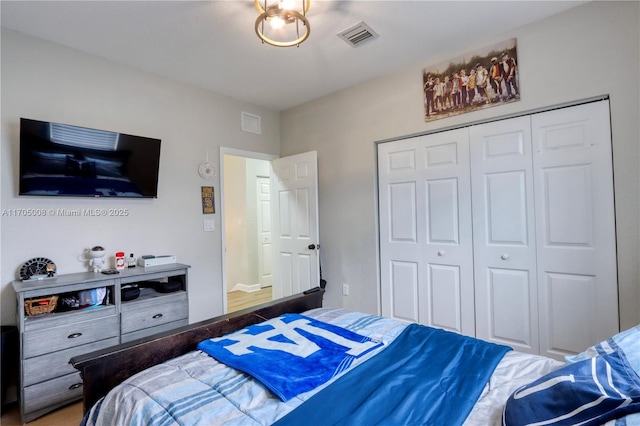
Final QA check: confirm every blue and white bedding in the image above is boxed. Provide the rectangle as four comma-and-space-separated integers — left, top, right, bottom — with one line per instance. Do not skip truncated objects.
82, 309, 408, 426
503, 324, 640, 426
196, 313, 383, 401
503, 352, 640, 425
274, 322, 511, 426
82, 308, 639, 426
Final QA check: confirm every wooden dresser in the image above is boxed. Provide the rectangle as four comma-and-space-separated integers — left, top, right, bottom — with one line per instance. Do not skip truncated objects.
12, 263, 189, 423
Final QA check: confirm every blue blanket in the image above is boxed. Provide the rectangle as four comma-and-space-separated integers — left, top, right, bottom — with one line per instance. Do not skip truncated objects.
197, 313, 383, 401
274, 323, 512, 426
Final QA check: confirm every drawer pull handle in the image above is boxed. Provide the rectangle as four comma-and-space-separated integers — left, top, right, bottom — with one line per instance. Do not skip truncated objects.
69, 383, 83, 390
68, 332, 83, 339
152, 314, 163, 319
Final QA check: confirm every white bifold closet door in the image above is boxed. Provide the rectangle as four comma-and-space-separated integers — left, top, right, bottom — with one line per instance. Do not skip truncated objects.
532, 101, 617, 359
471, 100, 618, 358
378, 128, 475, 336
469, 116, 539, 354
379, 100, 618, 359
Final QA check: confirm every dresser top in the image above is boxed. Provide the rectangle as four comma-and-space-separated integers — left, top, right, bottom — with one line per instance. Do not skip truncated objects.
12, 263, 190, 293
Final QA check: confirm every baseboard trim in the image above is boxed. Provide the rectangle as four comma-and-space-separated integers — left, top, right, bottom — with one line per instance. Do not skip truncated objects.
230, 283, 261, 293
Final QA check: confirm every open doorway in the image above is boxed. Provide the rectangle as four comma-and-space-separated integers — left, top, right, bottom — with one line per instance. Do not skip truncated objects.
221, 148, 321, 313
221, 149, 276, 313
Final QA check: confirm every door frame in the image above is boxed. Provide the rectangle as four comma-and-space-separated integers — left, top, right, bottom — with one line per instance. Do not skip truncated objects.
219, 147, 277, 313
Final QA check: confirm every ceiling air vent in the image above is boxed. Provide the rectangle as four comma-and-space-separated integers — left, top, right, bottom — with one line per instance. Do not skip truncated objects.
337, 21, 379, 47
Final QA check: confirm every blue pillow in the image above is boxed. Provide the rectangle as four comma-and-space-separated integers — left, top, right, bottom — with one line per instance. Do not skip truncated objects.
503, 351, 640, 426
563, 324, 640, 426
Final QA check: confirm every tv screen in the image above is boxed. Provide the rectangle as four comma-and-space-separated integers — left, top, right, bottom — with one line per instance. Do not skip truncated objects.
19, 118, 161, 198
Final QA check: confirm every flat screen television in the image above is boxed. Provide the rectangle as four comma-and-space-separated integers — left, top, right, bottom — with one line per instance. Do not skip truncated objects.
19, 118, 161, 198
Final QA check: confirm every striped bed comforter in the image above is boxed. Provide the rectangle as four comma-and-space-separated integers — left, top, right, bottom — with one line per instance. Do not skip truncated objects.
81, 308, 562, 426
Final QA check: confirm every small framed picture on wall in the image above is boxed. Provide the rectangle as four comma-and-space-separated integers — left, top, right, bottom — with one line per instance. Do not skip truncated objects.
201, 186, 215, 214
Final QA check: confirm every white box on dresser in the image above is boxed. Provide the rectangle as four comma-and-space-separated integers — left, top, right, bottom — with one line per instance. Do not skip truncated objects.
12, 263, 190, 423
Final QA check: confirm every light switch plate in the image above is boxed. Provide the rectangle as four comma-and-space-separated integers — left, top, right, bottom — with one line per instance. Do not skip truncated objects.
203, 220, 215, 232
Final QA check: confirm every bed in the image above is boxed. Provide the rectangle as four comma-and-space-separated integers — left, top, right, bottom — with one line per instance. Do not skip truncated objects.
71, 289, 640, 425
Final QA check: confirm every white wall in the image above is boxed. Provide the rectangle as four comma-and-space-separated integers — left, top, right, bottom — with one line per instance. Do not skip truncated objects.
1, 30, 281, 325
281, 1, 640, 330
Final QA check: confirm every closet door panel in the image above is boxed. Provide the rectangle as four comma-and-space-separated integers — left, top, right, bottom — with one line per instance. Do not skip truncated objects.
379, 140, 422, 323
379, 129, 473, 335
390, 261, 419, 322
426, 178, 459, 244
542, 165, 593, 249
533, 100, 618, 359
470, 116, 539, 353
389, 182, 418, 243
419, 129, 473, 334
428, 264, 462, 330
487, 268, 533, 347
424, 178, 464, 331
545, 273, 596, 354
387, 181, 419, 323
484, 171, 529, 246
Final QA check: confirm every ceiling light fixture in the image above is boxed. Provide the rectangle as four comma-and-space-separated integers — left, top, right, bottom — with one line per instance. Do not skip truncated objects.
254, 0, 310, 47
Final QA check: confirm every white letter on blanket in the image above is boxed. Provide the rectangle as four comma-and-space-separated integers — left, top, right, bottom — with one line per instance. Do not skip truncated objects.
216, 318, 378, 358
289, 320, 380, 357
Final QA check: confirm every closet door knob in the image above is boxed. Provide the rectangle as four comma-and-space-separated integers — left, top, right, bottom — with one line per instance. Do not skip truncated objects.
501, 254, 509, 260
437, 250, 445, 256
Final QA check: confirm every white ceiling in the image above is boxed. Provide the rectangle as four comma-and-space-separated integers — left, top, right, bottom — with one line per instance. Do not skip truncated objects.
1, 1, 587, 112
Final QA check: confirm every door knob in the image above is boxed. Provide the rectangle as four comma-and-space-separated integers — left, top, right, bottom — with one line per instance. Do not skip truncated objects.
437, 250, 445, 256
501, 254, 509, 260
308, 244, 316, 250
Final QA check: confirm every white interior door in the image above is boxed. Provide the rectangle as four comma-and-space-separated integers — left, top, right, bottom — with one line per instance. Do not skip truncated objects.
271, 151, 320, 299
532, 100, 618, 358
378, 128, 474, 335
256, 177, 272, 288
470, 116, 540, 354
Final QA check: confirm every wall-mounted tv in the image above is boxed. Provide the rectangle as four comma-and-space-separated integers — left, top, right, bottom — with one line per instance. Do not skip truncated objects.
19, 118, 161, 198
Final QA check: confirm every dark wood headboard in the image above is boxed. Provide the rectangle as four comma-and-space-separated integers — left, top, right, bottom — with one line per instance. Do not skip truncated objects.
71, 288, 325, 412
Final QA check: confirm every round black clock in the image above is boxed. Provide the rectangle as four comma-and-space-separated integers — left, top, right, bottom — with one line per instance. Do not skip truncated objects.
19, 257, 57, 281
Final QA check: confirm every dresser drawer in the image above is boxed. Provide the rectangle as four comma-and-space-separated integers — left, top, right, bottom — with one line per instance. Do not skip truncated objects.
23, 337, 119, 387
121, 292, 187, 334
23, 314, 119, 358
23, 372, 84, 414
24, 305, 117, 333
121, 319, 188, 343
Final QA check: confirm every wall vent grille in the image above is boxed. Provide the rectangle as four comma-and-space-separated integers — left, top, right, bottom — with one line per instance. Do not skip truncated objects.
241, 112, 261, 135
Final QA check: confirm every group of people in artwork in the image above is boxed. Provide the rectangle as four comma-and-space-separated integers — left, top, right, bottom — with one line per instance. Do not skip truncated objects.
424, 52, 519, 117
